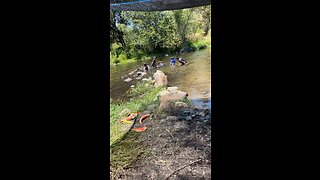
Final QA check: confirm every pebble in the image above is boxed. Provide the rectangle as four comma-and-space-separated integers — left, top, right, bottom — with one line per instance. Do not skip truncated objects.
186, 116, 192, 121
191, 114, 196, 118
204, 120, 209, 123
166, 116, 178, 121
183, 110, 190, 115
147, 104, 156, 111
199, 111, 208, 117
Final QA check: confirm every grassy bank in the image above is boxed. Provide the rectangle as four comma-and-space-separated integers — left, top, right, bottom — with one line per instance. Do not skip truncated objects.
110, 81, 164, 145
110, 52, 167, 66
110, 81, 164, 178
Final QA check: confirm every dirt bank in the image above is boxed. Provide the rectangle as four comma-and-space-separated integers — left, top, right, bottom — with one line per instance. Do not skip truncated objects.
112, 103, 212, 180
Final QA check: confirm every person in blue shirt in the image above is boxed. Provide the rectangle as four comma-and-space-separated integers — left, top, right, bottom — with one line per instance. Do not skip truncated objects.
170, 57, 176, 66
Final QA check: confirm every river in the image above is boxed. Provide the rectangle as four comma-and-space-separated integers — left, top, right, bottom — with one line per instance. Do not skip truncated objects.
110, 48, 211, 109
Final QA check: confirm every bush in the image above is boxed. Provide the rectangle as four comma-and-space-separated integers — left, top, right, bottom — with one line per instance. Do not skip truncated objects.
113, 58, 120, 64
190, 40, 209, 51
198, 44, 207, 50
118, 53, 127, 62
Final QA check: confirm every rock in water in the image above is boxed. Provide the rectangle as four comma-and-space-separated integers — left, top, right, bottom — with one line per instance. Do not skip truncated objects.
158, 87, 188, 105
153, 70, 168, 87
159, 88, 188, 103
124, 77, 132, 82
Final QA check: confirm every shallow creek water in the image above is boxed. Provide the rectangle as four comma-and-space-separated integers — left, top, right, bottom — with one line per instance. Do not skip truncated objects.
110, 48, 211, 109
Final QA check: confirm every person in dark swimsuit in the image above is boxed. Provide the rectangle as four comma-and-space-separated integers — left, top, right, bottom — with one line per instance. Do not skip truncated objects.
143, 63, 149, 72
177, 57, 188, 65
151, 57, 157, 68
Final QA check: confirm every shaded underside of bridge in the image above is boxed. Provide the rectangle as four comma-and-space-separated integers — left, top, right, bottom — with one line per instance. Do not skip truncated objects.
110, 0, 211, 11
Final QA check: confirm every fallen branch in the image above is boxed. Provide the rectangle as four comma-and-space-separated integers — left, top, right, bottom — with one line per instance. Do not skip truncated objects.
164, 159, 202, 180
165, 129, 174, 140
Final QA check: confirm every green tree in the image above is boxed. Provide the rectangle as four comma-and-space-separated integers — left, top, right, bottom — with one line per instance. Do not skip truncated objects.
122, 11, 179, 54
173, 9, 193, 46
110, 10, 126, 48
109, 6, 211, 63
194, 5, 211, 36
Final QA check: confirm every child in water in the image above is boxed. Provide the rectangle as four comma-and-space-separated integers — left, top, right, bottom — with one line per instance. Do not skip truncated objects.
151, 57, 157, 68
143, 63, 149, 72
177, 57, 188, 66
170, 57, 176, 66
157, 61, 164, 67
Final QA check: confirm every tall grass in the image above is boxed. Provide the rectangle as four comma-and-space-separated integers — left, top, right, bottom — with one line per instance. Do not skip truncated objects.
110, 81, 164, 145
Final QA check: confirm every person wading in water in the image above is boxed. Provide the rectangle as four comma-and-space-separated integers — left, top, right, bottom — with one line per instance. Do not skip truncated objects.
177, 57, 188, 66
170, 57, 176, 69
151, 57, 157, 68
143, 63, 149, 72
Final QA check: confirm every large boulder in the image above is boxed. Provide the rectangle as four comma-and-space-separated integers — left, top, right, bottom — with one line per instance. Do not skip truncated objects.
158, 86, 188, 103
153, 70, 168, 87
167, 87, 179, 91
159, 101, 170, 111
175, 101, 188, 108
